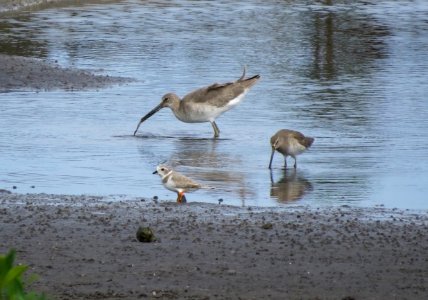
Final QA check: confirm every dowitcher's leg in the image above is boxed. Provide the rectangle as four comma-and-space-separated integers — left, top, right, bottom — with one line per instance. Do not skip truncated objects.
210, 121, 220, 138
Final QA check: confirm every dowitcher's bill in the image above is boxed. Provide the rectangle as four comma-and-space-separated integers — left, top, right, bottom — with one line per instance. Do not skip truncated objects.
134, 67, 260, 138
269, 129, 314, 169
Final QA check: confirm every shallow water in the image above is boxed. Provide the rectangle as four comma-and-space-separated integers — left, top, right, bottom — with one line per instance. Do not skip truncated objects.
1, 0, 428, 209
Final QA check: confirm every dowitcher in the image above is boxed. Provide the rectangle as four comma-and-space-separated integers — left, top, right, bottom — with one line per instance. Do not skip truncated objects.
153, 165, 201, 203
269, 129, 314, 169
134, 67, 260, 138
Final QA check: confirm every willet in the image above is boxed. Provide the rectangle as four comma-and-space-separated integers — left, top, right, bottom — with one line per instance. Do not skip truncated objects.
153, 165, 201, 203
134, 67, 260, 138
269, 129, 314, 169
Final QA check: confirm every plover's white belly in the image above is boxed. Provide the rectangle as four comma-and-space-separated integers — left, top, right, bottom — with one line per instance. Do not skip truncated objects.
163, 177, 181, 193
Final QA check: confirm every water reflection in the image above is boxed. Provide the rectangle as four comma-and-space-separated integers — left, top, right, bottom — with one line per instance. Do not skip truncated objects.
0, 15, 48, 57
169, 138, 256, 206
270, 169, 313, 203
309, 7, 389, 80
135, 136, 256, 205
169, 137, 230, 167
303, 2, 391, 133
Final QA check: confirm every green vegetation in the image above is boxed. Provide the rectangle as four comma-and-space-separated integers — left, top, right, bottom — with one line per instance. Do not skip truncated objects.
0, 249, 46, 300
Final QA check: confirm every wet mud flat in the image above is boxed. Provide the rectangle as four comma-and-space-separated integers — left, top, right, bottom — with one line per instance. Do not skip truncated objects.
0, 54, 131, 91
1, 192, 427, 299
1, 1, 132, 92
0, 0, 99, 14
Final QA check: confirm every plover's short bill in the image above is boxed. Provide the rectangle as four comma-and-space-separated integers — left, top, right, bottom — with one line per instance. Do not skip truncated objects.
269, 129, 314, 169
153, 165, 201, 203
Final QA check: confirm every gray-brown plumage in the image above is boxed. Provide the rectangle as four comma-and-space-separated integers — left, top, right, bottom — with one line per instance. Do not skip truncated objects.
153, 165, 201, 203
269, 129, 314, 169
133, 67, 260, 138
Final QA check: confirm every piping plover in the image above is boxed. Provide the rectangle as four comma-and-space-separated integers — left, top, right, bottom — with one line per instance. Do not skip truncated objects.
153, 165, 201, 203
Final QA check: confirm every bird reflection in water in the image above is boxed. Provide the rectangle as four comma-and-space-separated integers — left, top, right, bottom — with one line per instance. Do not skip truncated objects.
169, 137, 255, 205
270, 169, 313, 203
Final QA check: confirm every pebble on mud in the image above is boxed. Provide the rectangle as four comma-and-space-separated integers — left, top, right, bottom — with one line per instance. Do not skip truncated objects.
136, 226, 156, 243
261, 223, 273, 230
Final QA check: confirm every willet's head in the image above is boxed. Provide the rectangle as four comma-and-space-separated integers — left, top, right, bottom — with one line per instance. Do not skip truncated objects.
159, 93, 180, 109
133, 93, 180, 136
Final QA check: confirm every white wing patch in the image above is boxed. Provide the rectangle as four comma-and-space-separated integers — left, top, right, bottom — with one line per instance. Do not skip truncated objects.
226, 91, 247, 108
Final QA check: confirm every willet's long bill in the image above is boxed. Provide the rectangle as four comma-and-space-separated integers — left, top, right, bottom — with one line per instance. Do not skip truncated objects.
269, 129, 314, 169
153, 165, 201, 203
133, 67, 260, 138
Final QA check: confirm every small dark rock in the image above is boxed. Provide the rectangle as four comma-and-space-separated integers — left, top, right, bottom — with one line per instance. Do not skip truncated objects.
12, 186, 17, 189
261, 223, 273, 230
136, 226, 156, 243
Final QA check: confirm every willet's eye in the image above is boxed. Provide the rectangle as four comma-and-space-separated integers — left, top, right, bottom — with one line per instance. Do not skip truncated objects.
161, 168, 165, 171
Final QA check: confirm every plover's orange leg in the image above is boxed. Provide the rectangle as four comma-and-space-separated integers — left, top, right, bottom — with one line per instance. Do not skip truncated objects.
177, 191, 185, 203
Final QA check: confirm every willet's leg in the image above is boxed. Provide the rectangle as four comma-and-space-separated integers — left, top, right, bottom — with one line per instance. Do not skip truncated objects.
211, 121, 220, 138
284, 156, 288, 169
293, 156, 297, 169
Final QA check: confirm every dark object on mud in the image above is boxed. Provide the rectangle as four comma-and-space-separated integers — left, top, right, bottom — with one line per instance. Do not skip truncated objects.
136, 226, 156, 243
261, 223, 273, 230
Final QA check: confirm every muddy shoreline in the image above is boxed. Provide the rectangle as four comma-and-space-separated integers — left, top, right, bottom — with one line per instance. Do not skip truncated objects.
1, 192, 427, 299
1, 2, 132, 92
0, 0, 98, 14
0, 54, 132, 92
